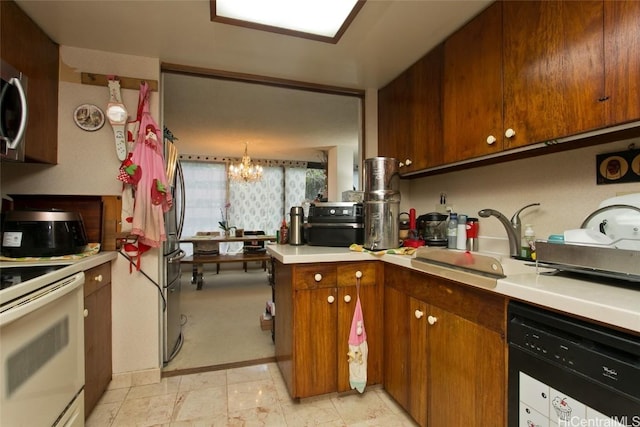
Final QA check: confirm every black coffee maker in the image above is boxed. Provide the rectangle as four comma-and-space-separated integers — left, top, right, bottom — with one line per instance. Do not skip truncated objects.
417, 212, 448, 246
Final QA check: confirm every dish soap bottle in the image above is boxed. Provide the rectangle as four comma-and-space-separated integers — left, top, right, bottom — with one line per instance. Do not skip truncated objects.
521, 224, 535, 259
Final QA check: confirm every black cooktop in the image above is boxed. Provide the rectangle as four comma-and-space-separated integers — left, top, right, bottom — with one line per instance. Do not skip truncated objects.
0, 265, 68, 290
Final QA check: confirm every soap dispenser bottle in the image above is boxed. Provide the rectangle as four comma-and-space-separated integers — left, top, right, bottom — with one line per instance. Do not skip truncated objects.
521, 224, 535, 259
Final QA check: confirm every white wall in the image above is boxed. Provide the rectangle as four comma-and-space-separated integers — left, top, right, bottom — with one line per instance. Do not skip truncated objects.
1, 46, 164, 380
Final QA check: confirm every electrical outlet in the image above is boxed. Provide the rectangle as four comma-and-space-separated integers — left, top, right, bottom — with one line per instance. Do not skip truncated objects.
436, 204, 448, 214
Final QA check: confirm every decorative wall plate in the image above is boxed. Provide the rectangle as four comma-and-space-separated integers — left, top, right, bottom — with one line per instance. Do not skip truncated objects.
73, 104, 105, 131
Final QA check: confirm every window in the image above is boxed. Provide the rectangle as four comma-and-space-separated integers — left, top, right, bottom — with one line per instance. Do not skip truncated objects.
180, 161, 226, 244
180, 160, 314, 254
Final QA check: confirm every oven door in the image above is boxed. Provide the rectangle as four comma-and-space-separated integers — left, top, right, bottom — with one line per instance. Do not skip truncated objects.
1, 272, 85, 426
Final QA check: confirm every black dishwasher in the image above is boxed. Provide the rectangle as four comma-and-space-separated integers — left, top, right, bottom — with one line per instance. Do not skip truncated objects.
508, 301, 640, 426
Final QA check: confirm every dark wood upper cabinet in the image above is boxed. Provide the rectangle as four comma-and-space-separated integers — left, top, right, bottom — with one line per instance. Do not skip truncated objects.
1, 0, 59, 164
502, 0, 605, 149
378, 44, 444, 175
408, 0, 640, 172
604, 0, 640, 126
443, 1, 503, 163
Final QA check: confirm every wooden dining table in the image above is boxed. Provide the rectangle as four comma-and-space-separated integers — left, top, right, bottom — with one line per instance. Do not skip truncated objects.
179, 234, 276, 290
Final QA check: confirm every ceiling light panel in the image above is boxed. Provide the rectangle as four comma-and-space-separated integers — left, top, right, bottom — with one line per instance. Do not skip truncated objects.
214, 0, 361, 40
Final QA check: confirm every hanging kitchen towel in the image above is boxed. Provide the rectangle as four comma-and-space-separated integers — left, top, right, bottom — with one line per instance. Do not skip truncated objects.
129, 82, 172, 248
347, 280, 368, 393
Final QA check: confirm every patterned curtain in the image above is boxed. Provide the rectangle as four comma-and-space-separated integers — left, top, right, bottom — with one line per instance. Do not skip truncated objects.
181, 162, 312, 246
229, 167, 284, 234
285, 166, 308, 218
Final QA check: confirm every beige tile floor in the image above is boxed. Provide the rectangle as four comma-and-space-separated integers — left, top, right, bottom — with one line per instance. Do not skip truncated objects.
86, 363, 418, 426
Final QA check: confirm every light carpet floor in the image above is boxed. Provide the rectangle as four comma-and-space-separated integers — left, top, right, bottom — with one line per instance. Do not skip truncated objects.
163, 265, 274, 373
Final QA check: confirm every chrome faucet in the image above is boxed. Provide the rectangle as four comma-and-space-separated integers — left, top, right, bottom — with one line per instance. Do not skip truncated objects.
478, 203, 540, 257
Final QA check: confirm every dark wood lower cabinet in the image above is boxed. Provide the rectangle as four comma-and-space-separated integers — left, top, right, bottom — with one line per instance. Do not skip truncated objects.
84, 262, 112, 418
384, 263, 507, 426
274, 261, 383, 399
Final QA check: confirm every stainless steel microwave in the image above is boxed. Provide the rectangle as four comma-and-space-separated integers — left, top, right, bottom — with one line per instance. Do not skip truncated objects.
0, 58, 28, 162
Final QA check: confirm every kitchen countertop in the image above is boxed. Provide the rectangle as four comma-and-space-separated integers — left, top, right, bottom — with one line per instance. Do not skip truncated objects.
266, 243, 640, 334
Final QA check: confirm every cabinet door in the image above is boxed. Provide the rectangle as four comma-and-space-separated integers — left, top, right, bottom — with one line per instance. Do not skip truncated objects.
409, 297, 428, 427
293, 287, 338, 398
443, 2, 503, 163
405, 45, 444, 173
83, 263, 112, 418
336, 284, 375, 392
378, 70, 412, 164
383, 285, 410, 409
427, 305, 505, 426
83, 290, 99, 417
604, 0, 640, 125
503, 1, 605, 149
96, 284, 112, 396
0, 0, 58, 164
379, 46, 444, 175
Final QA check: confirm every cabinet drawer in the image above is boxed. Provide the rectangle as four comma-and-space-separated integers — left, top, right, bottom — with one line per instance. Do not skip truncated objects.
293, 264, 337, 290
337, 262, 377, 287
84, 263, 111, 297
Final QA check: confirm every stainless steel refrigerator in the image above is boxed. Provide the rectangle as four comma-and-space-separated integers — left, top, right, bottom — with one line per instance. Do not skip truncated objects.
162, 136, 186, 364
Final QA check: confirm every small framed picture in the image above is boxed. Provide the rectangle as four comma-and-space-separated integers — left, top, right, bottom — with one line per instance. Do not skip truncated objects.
73, 104, 105, 131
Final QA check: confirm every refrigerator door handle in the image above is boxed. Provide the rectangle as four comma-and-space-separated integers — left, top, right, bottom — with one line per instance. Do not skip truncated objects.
176, 161, 186, 239
168, 249, 186, 264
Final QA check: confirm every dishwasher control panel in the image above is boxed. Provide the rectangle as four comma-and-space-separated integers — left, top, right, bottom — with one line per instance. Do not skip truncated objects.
508, 302, 640, 400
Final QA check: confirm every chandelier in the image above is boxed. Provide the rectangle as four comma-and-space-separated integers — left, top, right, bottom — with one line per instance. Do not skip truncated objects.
228, 142, 263, 183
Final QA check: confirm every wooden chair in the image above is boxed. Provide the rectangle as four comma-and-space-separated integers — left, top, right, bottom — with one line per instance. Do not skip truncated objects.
242, 230, 267, 271
193, 231, 221, 277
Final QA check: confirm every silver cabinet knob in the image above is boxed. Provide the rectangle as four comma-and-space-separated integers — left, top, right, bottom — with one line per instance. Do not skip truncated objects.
314, 273, 322, 282
405, 159, 412, 166
486, 135, 497, 145
427, 315, 438, 325
355, 271, 362, 279
415, 309, 424, 319
327, 295, 335, 304
344, 294, 352, 303
505, 128, 516, 138
94, 274, 103, 282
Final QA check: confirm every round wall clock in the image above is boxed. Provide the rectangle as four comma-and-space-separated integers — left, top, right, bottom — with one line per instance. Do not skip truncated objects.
73, 104, 105, 131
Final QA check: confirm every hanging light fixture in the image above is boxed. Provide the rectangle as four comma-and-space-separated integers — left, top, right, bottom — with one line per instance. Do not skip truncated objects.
228, 142, 263, 183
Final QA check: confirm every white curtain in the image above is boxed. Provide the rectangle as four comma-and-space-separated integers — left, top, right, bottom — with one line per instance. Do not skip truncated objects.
180, 161, 226, 255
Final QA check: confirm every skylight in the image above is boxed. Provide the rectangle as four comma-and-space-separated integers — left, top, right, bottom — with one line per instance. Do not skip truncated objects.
211, 0, 365, 43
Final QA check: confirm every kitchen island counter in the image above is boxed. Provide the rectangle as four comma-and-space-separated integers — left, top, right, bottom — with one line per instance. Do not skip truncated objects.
267, 244, 640, 334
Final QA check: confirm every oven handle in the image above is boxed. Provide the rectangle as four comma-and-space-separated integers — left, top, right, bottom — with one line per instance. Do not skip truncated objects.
0, 272, 84, 327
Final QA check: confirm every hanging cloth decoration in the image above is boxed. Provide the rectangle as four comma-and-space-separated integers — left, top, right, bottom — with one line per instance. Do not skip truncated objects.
347, 271, 368, 393
128, 81, 172, 250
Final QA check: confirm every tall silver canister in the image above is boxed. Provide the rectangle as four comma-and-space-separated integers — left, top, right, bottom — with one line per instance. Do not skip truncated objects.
363, 157, 400, 250
289, 206, 304, 245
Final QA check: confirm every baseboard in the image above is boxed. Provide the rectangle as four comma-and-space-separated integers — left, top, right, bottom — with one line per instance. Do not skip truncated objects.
107, 367, 162, 390
162, 356, 277, 378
